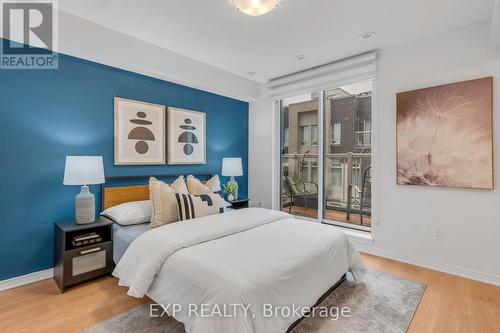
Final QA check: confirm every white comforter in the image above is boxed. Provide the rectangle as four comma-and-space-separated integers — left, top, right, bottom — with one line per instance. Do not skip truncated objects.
114, 208, 366, 333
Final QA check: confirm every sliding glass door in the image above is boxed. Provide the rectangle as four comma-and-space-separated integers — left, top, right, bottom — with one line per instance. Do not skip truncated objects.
280, 94, 320, 220
323, 81, 372, 229
279, 81, 373, 231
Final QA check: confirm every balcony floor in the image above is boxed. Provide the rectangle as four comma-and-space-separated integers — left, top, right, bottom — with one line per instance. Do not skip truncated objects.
282, 205, 371, 227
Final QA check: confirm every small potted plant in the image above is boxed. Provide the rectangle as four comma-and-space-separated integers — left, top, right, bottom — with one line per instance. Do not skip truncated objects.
223, 182, 238, 202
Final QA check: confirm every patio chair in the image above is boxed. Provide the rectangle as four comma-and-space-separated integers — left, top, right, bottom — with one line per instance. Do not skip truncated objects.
284, 176, 318, 213
360, 166, 372, 225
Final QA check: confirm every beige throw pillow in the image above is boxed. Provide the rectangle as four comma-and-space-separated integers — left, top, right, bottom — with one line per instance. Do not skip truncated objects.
187, 175, 221, 195
149, 176, 188, 229
170, 175, 189, 194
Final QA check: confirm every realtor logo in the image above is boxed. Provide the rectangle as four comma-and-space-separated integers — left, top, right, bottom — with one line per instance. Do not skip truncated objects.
1, 0, 58, 69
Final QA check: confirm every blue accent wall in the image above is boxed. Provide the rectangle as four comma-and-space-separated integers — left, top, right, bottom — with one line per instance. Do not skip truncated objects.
0, 42, 249, 280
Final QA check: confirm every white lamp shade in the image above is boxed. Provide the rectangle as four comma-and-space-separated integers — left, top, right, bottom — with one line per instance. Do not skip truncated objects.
222, 158, 243, 177
63, 156, 105, 185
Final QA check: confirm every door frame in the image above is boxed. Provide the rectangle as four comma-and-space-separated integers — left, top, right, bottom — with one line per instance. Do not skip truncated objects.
273, 80, 377, 232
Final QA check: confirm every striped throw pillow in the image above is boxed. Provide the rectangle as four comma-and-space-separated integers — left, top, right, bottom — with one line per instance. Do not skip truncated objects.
175, 192, 227, 221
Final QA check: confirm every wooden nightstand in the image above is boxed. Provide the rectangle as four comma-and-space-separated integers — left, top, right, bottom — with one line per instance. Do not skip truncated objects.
229, 198, 249, 210
54, 217, 114, 292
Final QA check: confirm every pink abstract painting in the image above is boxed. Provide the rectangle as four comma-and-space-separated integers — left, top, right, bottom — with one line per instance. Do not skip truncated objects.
397, 77, 493, 189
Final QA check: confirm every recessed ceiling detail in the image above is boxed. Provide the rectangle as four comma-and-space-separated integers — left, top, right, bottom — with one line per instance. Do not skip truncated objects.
231, 0, 280, 16
360, 32, 376, 40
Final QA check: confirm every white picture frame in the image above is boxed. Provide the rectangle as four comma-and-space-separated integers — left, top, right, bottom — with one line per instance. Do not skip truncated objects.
168, 107, 206, 165
114, 97, 165, 165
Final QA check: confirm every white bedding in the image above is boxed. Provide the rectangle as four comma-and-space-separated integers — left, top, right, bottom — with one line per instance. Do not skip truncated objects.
113, 208, 366, 333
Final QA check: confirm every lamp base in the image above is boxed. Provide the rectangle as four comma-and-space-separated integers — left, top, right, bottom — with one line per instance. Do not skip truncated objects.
75, 185, 96, 224
228, 176, 239, 201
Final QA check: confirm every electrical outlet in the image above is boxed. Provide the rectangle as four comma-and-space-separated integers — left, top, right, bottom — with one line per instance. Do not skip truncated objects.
434, 228, 444, 241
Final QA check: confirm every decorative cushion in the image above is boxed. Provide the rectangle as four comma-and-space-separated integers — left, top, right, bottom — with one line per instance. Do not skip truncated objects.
175, 192, 228, 221
101, 200, 152, 226
149, 176, 188, 229
170, 175, 189, 194
187, 175, 222, 195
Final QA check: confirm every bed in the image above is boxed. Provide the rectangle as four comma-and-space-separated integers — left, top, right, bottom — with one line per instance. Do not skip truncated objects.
103, 174, 366, 333
112, 223, 149, 264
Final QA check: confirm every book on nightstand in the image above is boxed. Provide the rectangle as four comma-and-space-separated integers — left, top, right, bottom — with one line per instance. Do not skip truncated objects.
71, 232, 102, 247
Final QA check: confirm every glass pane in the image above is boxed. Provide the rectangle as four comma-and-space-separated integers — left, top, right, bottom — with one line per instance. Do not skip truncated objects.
283, 128, 289, 146
300, 126, 309, 146
324, 81, 372, 228
280, 93, 319, 220
311, 125, 318, 145
332, 123, 341, 144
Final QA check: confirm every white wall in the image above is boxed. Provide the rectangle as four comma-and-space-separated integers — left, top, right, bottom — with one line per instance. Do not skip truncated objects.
249, 89, 275, 209
249, 22, 500, 285
59, 11, 262, 102
374, 22, 500, 284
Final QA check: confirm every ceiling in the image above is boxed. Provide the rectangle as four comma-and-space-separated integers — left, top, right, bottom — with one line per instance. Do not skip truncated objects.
57, 0, 494, 83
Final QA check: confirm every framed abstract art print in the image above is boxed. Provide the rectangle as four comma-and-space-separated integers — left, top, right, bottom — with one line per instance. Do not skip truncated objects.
168, 107, 206, 165
114, 97, 165, 165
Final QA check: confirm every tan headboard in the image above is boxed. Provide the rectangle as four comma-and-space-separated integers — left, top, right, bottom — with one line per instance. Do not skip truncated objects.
102, 185, 150, 210
101, 173, 214, 211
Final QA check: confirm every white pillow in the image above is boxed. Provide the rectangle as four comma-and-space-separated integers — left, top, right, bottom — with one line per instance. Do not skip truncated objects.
101, 200, 152, 226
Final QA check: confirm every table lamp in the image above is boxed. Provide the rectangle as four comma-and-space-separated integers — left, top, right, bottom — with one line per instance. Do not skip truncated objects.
222, 157, 243, 201
63, 156, 105, 224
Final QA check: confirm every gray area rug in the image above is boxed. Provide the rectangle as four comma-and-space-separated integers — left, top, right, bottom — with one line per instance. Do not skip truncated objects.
81, 269, 425, 333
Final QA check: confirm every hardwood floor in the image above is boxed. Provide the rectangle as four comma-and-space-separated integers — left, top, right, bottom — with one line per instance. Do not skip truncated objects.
0, 253, 498, 333
0, 276, 148, 333
362, 253, 500, 333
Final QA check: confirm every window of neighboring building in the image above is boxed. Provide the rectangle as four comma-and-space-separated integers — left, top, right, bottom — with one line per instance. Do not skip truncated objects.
352, 163, 361, 189
332, 166, 342, 185
332, 123, 341, 145
356, 119, 371, 146
300, 126, 309, 145
363, 119, 371, 131
311, 125, 318, 145
283, 128, 289, 146
327, 163, 343, 202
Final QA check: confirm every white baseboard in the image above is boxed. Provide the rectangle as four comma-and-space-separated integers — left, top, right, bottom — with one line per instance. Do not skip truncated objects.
0, 268, 54, 292
353, 242, 500, 287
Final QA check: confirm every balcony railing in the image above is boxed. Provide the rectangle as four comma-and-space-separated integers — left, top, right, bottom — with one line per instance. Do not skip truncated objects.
282, 152, 371, 225
356, 130, 372, 147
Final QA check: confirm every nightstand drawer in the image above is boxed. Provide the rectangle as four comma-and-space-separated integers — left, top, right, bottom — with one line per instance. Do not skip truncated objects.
62, 241, 113, 287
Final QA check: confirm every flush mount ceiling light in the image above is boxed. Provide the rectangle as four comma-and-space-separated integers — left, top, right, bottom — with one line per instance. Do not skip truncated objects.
246, 71, 257, 76
232, 0, 281, 16
360, 31, 376, 40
